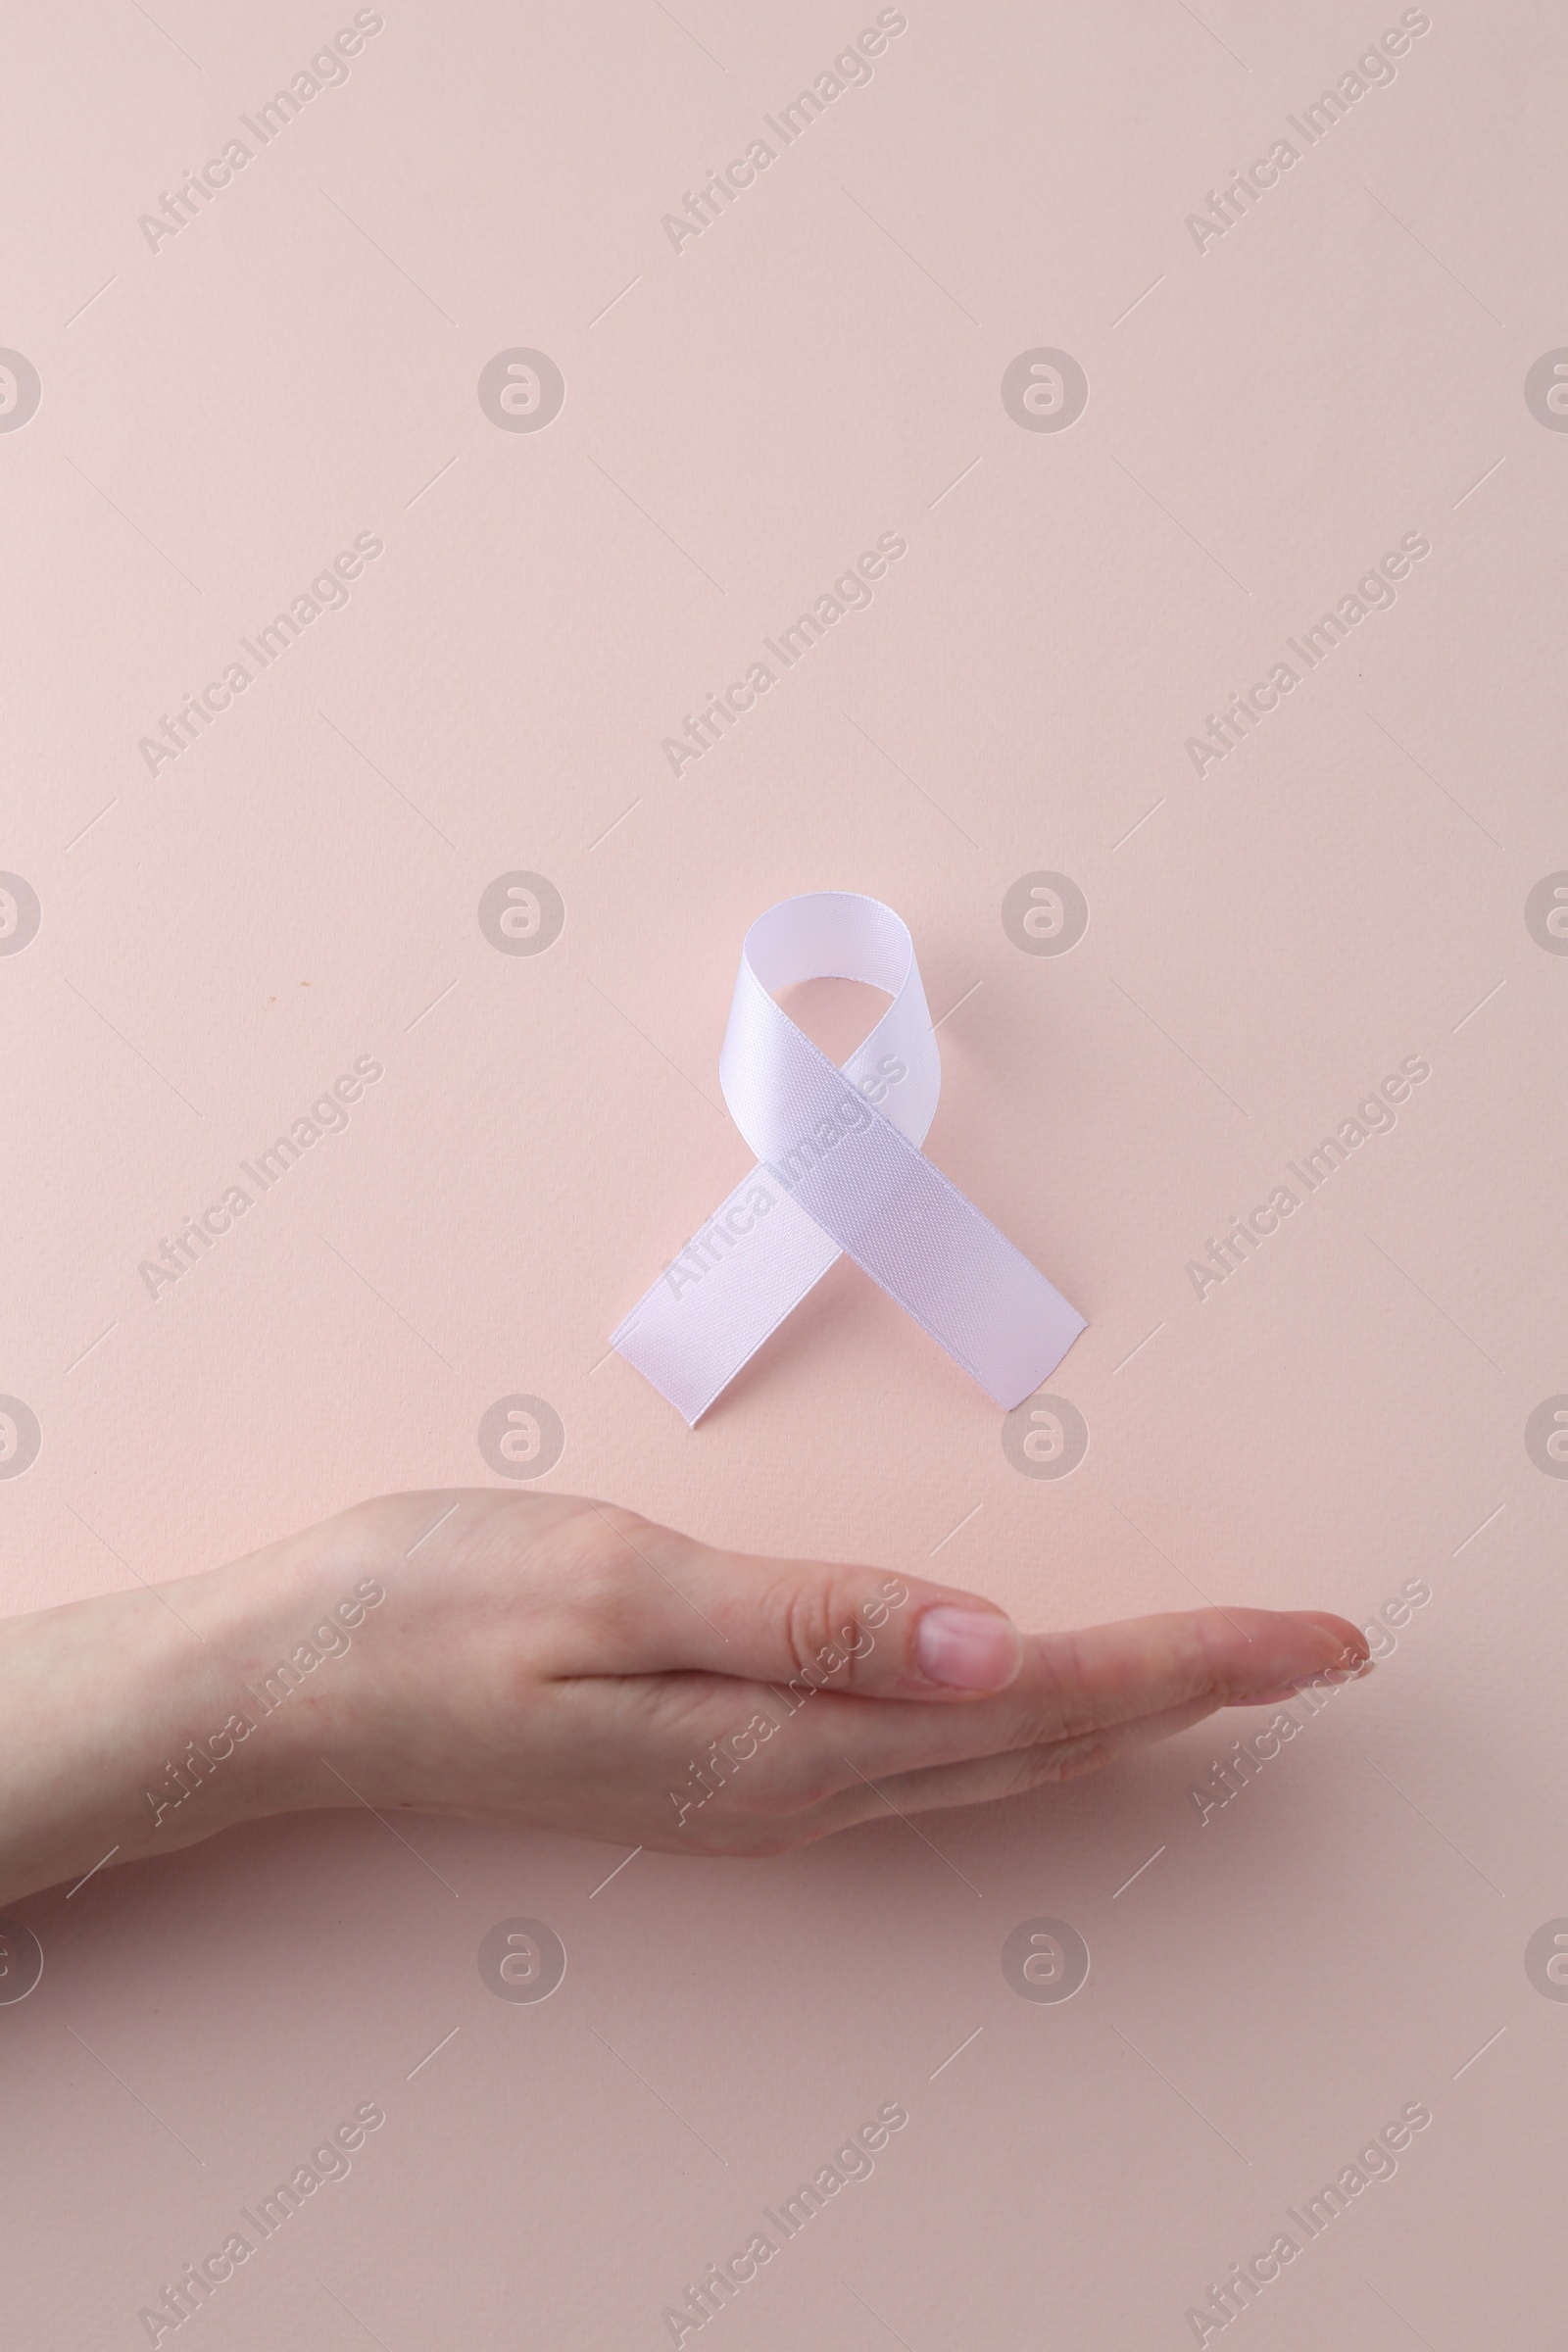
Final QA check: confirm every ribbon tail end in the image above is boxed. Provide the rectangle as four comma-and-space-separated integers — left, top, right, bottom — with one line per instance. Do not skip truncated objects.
989, 1299, 1089, 1412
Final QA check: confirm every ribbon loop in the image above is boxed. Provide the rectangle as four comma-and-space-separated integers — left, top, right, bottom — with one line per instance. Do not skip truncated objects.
612, 892, 1085, 1424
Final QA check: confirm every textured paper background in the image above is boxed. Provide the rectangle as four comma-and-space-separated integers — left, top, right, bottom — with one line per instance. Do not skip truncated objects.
2, 2, 1565, 2344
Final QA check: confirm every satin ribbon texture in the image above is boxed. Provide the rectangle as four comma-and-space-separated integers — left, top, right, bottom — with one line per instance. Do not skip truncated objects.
611, 892, 1087, 1425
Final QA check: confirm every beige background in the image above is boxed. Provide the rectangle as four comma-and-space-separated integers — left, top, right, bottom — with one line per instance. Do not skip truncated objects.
3, 2, 1566, 2344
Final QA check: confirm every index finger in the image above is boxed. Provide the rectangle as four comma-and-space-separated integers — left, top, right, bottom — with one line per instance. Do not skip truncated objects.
1012, 1605, 1370, 1743
672, 1605, 1372, 1804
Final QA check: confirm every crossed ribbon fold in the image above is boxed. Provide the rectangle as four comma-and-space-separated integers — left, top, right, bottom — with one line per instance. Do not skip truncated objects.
612, 892, 1086, 1424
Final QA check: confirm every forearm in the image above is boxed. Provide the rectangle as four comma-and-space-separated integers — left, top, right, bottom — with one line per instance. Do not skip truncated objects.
0, 1541, 344, 1908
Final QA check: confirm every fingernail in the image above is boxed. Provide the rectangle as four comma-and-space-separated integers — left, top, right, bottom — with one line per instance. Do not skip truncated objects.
1237, 1654, 1375, 1704
915, 1605, 1022, 1690
1285, 1612, 1372, 1672
1291, 1656, 1374, 1689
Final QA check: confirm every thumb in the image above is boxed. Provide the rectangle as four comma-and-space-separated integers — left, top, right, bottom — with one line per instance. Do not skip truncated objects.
574, 1503, 1026, 1699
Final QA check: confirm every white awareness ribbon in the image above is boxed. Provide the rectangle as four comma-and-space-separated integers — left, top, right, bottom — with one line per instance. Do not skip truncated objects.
611, 892, 1086, 1425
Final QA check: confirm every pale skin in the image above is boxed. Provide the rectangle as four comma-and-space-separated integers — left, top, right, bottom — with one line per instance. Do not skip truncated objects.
0, 1491, 1372, 1907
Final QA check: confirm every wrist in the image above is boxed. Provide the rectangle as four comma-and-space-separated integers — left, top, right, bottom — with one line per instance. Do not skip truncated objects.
162, 1533, 394, 1843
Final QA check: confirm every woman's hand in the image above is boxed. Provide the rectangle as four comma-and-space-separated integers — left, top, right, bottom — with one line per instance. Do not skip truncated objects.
0, 1490, 1370, 1905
